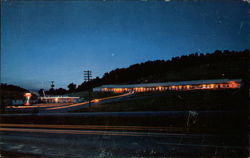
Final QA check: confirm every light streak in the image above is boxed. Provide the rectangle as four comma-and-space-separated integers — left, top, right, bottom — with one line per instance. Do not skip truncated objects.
0, 125, 186, 137
45, 101, 89, 110
0, 123, 184, 132
0, 127, 146, 137
6, 103, 72, 109
45, 92, 133, 110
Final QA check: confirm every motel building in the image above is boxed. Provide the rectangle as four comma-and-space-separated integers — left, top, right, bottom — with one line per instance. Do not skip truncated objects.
39, 96, 80, 103
93, 79, 241, 93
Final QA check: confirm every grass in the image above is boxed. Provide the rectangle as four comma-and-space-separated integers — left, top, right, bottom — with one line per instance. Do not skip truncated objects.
67, 91, 120, 100
72, 89, 247, 112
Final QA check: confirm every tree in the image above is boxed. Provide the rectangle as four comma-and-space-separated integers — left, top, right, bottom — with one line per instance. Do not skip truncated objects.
38, 89, 44, 96
54, 88, 67, 95
68, 83, 76, 92
47, 88, 55, 95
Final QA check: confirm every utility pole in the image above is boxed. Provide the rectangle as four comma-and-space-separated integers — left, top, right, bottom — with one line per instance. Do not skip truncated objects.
50, 81, 55, 96
84, 70, 92, 108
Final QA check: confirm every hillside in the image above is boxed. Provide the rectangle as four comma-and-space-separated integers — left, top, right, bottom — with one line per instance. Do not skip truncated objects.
0, 84, 30, 111
77, 49, 250, 91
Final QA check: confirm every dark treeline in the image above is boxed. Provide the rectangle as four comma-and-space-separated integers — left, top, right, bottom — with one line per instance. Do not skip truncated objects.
76, 49, 249, 91
41, 88, 68, 96
42, 82, 77, 96
0, 84, 29, 94
0, 84, 30, 109
45, 49, 249, 95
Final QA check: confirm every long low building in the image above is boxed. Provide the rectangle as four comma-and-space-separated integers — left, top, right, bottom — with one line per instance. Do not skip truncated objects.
93, 79, 241, 93
39, 96, 80, 103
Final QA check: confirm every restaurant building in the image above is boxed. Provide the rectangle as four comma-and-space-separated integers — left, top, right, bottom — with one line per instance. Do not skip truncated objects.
39, 96, 80, 103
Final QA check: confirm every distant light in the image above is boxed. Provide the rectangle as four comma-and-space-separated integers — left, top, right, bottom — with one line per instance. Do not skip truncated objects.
24, 93, 32, 106
24, 93, 32, 97
92, 99, 99, 103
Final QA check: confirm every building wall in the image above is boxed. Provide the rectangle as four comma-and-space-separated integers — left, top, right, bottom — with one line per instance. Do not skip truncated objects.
39, 97, 80, 103
94, 79, 241, 93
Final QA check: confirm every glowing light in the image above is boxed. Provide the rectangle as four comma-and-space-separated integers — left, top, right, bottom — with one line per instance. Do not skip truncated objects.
98, 80, 241, 94
171, 86, 176, 90
92, 99, 99, 103
24, 93, 32, 106
219, 84, 224, 88
228, 81, 239, 88
24, 93, 32, 97
157, 86, 162, 91
201, 84, 205, 88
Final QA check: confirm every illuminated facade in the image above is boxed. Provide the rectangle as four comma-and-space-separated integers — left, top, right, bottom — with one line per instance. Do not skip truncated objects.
39, 96, 80, 103
93, 79, 241, 93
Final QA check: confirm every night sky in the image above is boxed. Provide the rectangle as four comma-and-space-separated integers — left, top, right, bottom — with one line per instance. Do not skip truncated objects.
1, 0, 249, 90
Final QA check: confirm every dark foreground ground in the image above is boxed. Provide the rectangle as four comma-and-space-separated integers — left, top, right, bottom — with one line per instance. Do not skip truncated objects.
73, 89, 248, 112
1, 89, 249, 157
1, 111, 248, 134
0, 110, 249, 157
0, 125, 248, 158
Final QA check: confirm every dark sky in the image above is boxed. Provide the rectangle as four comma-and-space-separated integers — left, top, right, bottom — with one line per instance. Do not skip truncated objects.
1, 0, 249, 90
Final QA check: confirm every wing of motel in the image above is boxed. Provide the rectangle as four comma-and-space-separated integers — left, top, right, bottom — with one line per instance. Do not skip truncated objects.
93, 79, 241, 93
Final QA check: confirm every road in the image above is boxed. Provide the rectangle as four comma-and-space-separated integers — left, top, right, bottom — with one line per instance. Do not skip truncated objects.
1, 111, 248, 134
6, 92, 134, 113
0, 123, 248, 157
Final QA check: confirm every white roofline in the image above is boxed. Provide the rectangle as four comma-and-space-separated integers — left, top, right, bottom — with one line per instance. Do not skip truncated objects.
39, 96, 80, 99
